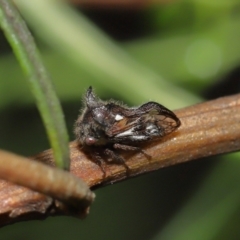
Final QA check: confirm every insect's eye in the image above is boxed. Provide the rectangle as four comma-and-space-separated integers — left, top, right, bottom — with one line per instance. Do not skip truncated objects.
92, 107, 108, 125
85, 136, 97, 145
80, 129, 84, 136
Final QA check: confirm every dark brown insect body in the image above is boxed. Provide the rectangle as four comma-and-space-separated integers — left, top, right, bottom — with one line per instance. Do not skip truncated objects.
74, 87, 181, 173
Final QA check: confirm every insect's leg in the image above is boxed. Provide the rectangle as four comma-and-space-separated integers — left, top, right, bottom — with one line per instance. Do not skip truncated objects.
113, 143, 151, 160
89, 150, 106, 178
113, 143, 141, 151
104, 148, 130, 175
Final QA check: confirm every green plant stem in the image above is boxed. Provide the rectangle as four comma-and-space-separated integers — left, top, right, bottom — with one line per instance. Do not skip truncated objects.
0, 0, 69, 169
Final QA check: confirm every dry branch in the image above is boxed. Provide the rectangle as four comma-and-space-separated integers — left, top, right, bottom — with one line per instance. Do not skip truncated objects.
0, 93, 240, 226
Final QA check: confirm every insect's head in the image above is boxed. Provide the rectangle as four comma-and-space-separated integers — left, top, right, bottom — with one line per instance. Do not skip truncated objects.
75, 87, 110, 146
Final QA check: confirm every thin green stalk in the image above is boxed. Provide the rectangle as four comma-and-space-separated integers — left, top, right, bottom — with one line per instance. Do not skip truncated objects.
0, 0, 69, 169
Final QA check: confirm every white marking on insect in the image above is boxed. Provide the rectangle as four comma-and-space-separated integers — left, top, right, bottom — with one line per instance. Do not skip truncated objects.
146, 124, 154, 130
146, 124, 159, 134
130, 135, 146, 140
116, 128, 134, 137
115, 114, 124, 121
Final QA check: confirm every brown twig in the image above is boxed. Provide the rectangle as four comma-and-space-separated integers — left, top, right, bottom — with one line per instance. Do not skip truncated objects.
0, 150, 95, 225
0, 93, 240, 226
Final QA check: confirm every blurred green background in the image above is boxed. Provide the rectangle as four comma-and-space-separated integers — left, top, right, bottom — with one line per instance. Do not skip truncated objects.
1, 0, 240, 239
